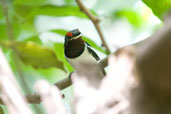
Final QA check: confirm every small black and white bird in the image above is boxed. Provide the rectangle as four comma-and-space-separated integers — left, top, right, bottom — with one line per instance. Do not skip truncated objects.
64, 29, 101, 70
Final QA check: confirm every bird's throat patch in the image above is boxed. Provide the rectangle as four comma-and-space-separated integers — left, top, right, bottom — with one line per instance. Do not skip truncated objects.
64, 38, 85, 58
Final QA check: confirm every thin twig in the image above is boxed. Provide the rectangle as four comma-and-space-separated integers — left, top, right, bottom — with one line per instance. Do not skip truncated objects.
75, 0, 111, 54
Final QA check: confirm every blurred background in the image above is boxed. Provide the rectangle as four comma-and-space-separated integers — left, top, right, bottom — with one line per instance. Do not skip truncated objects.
0, 0, 168, 113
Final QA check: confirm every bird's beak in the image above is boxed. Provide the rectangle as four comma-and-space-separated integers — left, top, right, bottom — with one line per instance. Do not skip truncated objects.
71, 34, 82, 40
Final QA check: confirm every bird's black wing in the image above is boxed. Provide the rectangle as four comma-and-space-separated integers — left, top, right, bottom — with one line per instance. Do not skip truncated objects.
85, 42, 100, 61
86, 42, 106, 76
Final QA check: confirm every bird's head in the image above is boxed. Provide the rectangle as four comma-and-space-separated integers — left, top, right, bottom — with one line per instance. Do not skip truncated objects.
65, 29, 81, 42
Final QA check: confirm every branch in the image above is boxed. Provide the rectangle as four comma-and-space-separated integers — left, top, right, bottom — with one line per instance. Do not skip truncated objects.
26, 75, 72, 104
0, 74, 72, 105
75, 0, 111, 53
54, 72, 72, 90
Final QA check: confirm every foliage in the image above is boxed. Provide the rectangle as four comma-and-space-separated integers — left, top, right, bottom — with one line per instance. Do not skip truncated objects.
0, 0, 169, 113
0, 40, 65, 70
114, 9, 145, 28
143, 0, 171, 19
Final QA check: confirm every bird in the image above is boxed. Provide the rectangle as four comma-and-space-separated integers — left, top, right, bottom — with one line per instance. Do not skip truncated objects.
64, 29, 102, 73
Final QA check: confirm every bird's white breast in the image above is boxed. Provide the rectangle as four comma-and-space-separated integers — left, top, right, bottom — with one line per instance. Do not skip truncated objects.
65, 46, 98, 69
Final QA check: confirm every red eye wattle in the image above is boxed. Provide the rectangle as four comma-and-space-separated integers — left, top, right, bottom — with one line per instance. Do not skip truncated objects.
66, 32, 73, 37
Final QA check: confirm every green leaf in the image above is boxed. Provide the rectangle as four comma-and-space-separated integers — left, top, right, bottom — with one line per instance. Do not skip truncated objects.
50, 29, 107, 54
0, 6, 3, 19
53, 43, 73, 72
21, 64, 66, 82
0, 20, 27, 41
0, 106, 4, 114
15, 23, 41, 43
0, 24, 8, 40
14, 0, 47, 5
82, 36, 107, 54
15, 5, 36, 18
65, 0, 74, 3
12, 22, 21, 39
27, 5, 88, 20
115, 9, 145, 28
142, 0, 171, 18
0, 24, 19, 41
23, 35, 42, 44
0, 41, 65, 71
50, 29, 67, 35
